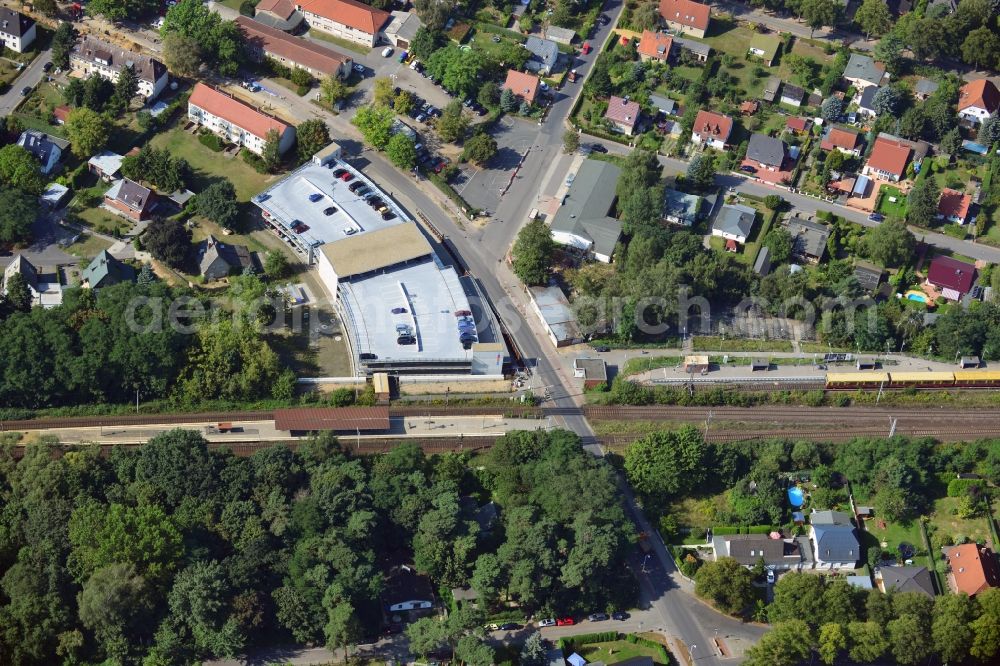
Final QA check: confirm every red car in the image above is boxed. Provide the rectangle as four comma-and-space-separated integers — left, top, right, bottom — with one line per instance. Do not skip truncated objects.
556, 617, 575, 626
339, 172, 353, 182
581, 42, 592, 55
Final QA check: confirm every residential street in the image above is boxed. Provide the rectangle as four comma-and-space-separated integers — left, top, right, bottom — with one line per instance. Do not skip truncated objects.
0, 47, 50, 116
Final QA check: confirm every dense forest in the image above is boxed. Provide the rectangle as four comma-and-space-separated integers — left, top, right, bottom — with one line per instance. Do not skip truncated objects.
0, 428, 635, 665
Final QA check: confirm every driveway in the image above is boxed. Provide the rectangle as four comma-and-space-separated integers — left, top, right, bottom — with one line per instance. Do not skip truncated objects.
0, 214, 77, 269
0, 47, 49, 116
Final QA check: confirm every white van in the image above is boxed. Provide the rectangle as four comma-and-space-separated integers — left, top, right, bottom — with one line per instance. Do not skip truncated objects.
381, 46, 394, 57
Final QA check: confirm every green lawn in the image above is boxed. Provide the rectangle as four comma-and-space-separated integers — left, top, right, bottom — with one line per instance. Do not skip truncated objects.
577, 640, 670, 665
306, 29, 371, 55
149, 127, 274, 201
877, 185, 908, 220
692, 336, 794, 352
75, 207, 132, 236
621, 356, 685, 377
927, 496, 995, 546
863, 518, 924, 560
470, 30, 524, 61
64, 233, 114, 261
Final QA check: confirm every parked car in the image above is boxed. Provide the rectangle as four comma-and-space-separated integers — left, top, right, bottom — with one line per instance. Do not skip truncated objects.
589, 143, 608, 153
581, 41, 592, 55
611, 611, 629, 621
391, 307, 407, 314
767, 569, 776, 584
332, 168, 347, 177
538, 619, 557, 628
323, 206, 337, 215
353, 63, 365, 73
398, 50, 408, 62
598, 13, 610, 24
339, 172, 354, 182
20, 86, 31, 96
587, 613, 608, 622
556, 617, 575, 626
868, 213, 885, 222
594, 345, 611, 353
308, 192, 323, 202
498, 623, 521, 631
381, 46, 394, 57
382, 211, 396, 220
397, 334, 416, 345
739, 165, 757, 173
42, 61, 52, 72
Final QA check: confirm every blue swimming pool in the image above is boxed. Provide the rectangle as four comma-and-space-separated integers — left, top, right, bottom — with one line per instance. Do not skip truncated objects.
788, 486, 805, 507
906, 292, 928, 303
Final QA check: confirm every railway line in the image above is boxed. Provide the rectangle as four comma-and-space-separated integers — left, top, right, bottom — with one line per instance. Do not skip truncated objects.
580, 404, 1000, 423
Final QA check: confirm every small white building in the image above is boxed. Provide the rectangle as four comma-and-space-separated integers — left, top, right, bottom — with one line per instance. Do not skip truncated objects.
957, 79, 1000, 126
0, 8, 35, 53
712, 204, 757, 245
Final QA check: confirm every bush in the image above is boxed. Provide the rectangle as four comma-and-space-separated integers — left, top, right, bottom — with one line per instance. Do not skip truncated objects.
558, 632, 620, 651
712, 526, 741, 535
242, 149, 268, 173
198, 132, 223, 152
948, 478, 982, 497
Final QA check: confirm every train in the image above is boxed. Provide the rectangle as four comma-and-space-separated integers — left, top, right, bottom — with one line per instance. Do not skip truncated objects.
825, 369, 1000, 390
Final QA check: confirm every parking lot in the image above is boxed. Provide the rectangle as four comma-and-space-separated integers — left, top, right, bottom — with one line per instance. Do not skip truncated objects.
454, 115, 541, 214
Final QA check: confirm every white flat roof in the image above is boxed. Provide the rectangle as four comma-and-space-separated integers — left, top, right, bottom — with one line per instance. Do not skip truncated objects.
254, 161, 408, 249
339, 257, 475, 362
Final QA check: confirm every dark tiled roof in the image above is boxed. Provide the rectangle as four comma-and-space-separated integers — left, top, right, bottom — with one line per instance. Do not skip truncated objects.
0, 8, 34, 38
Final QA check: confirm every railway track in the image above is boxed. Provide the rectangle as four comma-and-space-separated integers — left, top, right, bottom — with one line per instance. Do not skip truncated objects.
581, 405, 1000, 423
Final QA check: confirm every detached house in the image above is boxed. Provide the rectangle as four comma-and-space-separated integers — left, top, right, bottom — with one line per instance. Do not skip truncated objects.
71, 36, 168, 100
236, 16, 353, 80
782, 216, 829, 264
81, 250, 136, 289
877, 566, 936, 598
863, 136, 912, 182
926, 255, 976, 301
691, 110, 733, 150
712, 204, 756, 244
637, 30, 673, 63
524, 36, 559, 75
3, 255, 63, 308
0, 8, 36, 53
820, 127, 861, 157
604, 96, 642, 136
843, 53, 887, 90
809, 510, 860, 569
658, 0, 711, 38
502, 69, 541, 106
746, 133, 787, 172
957, 79, 1000, 126
17, 130, 64, 175
105, 179, 156, 222
549, 160, 622, 263
937, 188, 973, 225
662, 188, 702, 226
713, 534, 806, 571
945, 544, 999, 596
198, 235, 256, 279
188, 83, 296, 156
296, 0, 390, 48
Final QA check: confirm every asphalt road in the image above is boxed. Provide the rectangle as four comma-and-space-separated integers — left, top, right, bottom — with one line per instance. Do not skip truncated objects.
0, 47, 50, 117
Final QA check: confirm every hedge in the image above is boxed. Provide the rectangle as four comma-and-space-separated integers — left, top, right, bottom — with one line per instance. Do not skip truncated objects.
625, 635, 677, 666
198, 132, 223, 152
712, 525, 776, 535
948, 478, 983, 497
558, 632, 620, 651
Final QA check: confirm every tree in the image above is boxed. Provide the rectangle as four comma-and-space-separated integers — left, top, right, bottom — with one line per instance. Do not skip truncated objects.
178, 318, 282, 402
762, 227, 793, 265
168, 560, 244, 657
961, 27, 1000, 69
320, 76, 350, 107
109, 64, 138, 116
854, 0, 892, 38
801, 0, 839, 37
65, 107, 111, 157
764, 194, 783, 210
143, 218, 191, 267
352, 105, 395, 150
0, 145, 44, 195
873, 32, 905, 74
34, 0, 57, 15
848, 621, 889, 662
51, 22, 76, 70
743, 621, 812, 666
462, 133, 498, 166
500, 87, 518, 113
120, 146, 189, 192
162, 33, 203, 77
290, 67, 313, 88
89, 0, 158, 21
411, 26, 445, 60
297, 119, 330, 162
162, 0, 244, 76
686, 151, 716, 191
511, 218, 555, 286
816, 622, 847, 665
563, 130, 580, 154
906, 177, 940, 227
0, 187, 36, 245
324, 599, 361, 659
887, 613, 932, 664
623, 427, 708, 503
820, 96, 844, 122
372, 77, 395, 107
478, 81, 500, 109
931, 593, 975, 663
261, 129, 282, 173
694, 558, 753, 615
3, 271, 32, 312
872, 86, 904, 116
394, 91, 415, 116
436, 100, 471, 143
769, 573, 827, 624
386, 133, 418, 170
979, 115, 1000, 148
263, 251, 290, 279
865, 218, 915, 268
520, 632, 547, 666
77, 563, 151, 661
873, 485, 910, 521
192, 180, 239, 230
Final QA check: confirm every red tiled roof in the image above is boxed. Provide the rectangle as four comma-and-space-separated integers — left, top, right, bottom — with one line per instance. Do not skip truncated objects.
274, 406, 390, 431
938, 188, 972, 221
958, 79, 1000, 115
236, 16, 350, 75
927, 255, 976, 294
946, 544, 999, 596
786, 116, 809, 132
298, 0, 390, 35
658, 0, 711, 31
692, 109, 733, 143
637, 30, 673, 60
821, 127, 860, 152
255, 0, 296, 19
53, 105, 71, 123
503, 69, 540, 104
189, 83, 290, 141
605, 95, 641, 128
866, 136, 911, 177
